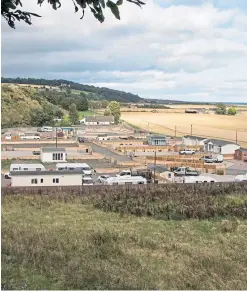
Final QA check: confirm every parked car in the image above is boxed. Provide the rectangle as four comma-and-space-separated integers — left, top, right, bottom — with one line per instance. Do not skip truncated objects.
179, 149, 196, 155
33, 151, 41, 155
4, 172, 11, 179
97, 175, 110, 183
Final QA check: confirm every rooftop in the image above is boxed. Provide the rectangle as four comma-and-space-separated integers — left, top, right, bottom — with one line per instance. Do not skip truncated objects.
183, 135, 208, 141
205, 139, 239, 146
41, 147, 66, 153
10, 170, 83, 176
85, 116, 114, 122
149, 135, 167, 140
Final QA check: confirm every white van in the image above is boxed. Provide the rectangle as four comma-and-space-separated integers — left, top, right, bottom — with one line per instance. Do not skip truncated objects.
56, 163, 92, 176
104, 176, 147, 185
234, 174, 247, 182
5, 163, 45, 179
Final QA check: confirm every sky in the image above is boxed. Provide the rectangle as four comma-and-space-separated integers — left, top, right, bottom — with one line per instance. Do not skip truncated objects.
2, 0, 247, 102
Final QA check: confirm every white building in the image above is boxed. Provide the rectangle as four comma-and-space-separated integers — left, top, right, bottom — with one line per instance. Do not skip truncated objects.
182, 135, 208, 146
204, 139, 240, 155
80, 116, 114, 125
10, 171, 82, 187
40, 147, 67, 163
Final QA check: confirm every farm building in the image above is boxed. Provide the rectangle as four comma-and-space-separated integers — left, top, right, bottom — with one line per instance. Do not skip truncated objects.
40, 147, 67, 163
80, 116, 114, 125
10, 170, 82, 187
182, 135, 208, 146
234, 148, 247, 161
148, 135, 168, 146
204, 139, 240, 155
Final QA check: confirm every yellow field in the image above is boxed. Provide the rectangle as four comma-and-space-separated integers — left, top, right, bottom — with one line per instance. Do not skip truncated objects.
121, 112, 247, 146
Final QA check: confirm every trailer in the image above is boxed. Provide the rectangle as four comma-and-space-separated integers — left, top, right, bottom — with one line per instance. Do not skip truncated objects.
182, 176, 217, 183
4, 163, 45, 179
104, 176, 147, 185
56, 163, 93, 176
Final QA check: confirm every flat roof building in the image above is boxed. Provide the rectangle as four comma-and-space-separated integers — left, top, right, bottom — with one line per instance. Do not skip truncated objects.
40, 147, 67, 163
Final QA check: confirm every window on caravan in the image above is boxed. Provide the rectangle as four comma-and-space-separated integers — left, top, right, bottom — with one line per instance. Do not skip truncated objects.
53, 178, 59, 184
113, 182, 118, 185
125, 182, 132, 185
61, 153, 63, 159
12, 168, 18, 171
40, 179, 43, 183
36, 168, 42, 171
23, 168, 28, 171
31, 179, 37, 184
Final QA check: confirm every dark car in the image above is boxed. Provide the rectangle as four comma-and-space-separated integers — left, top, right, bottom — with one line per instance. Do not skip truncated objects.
78, 137, 85, 143
33, 150, 41, 155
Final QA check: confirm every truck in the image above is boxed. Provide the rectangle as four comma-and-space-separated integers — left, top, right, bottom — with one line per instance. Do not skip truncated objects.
116, 169, 152, 183
179, 149, 196, 155
200, 154, 223, 163
173, 167, 200, 176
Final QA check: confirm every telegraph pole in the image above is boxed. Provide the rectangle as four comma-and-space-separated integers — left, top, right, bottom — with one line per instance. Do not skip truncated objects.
175, 126, 177, 138
153, 148, 157, 184
56, 127, 58, 148
236, 130, 238, 144
190, 124, 193, 136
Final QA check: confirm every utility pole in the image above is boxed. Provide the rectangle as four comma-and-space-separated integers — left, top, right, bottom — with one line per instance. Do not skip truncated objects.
236, 130, 238, 144
190, 124, 193, 136
55, 127, 57, 148
175, 125, 177, 138
153, 148, 157, 184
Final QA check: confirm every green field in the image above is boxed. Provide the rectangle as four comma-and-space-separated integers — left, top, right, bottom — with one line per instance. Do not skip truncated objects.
2, 193, 247, 290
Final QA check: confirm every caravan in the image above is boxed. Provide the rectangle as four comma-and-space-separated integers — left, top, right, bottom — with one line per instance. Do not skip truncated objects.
56, 163, 93, 176
4, 163, 45, 179
104, 176, 147, 185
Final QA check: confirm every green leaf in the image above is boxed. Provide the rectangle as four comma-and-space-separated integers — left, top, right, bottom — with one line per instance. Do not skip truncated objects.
106, 0, 120, 20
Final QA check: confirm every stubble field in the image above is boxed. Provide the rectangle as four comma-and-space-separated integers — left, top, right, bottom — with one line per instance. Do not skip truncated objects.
121, 112, 247, 146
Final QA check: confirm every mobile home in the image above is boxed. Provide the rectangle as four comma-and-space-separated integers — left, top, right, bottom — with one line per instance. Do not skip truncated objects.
104, 176, 147, 185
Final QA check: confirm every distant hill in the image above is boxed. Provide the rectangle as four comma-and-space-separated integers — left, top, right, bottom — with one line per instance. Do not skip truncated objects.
1, 77, 143, 103
1, 84, 64, 128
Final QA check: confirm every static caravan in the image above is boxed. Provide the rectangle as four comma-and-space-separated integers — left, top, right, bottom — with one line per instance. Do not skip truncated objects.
4, 163, 45, 179
10, 170, 83, 187
183, 176, 217, 183
56, 163, 92, 175
104, 176, 147, 185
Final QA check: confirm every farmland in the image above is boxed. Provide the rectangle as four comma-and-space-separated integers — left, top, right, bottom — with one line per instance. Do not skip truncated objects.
121, 112, 247, 146
2, 190, 247, 290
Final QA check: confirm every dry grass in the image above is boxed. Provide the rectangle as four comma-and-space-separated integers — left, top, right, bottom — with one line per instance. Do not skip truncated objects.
121, 112, 247, 146
2, 194, 247, 290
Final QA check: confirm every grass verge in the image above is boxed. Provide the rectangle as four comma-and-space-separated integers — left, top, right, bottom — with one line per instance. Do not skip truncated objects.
2, 194, 247, 290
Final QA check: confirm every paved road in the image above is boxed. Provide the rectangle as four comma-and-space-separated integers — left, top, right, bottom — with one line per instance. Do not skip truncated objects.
90, 143, 131, 162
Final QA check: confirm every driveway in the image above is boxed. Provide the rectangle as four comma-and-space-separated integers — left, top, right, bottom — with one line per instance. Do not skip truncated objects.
90, 143, 131, 162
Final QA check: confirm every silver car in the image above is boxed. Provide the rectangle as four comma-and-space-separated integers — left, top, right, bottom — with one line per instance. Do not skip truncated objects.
97, 175, 110, 183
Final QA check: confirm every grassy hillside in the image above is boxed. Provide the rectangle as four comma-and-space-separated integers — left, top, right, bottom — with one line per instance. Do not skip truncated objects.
2, 77, 143, 103
1, 84, 65, 128
2, 192, 247, 290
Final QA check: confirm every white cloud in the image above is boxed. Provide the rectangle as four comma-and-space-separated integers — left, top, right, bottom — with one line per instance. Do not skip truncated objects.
2, 0, 247, 102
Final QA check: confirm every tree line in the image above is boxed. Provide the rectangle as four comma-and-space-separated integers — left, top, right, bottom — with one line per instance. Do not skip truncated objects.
2, 77, 143, 103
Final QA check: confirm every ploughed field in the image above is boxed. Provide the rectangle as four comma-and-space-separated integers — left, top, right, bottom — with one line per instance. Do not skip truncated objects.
121, 112, 247, 146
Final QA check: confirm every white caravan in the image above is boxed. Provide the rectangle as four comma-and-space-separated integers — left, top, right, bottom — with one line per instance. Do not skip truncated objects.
56, 163, 92, 176
182, 176, 217, 183
5, 163, 45, 179
234, 174, 247, 182
21, 135, 40, 140
104, 176, 147, 185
